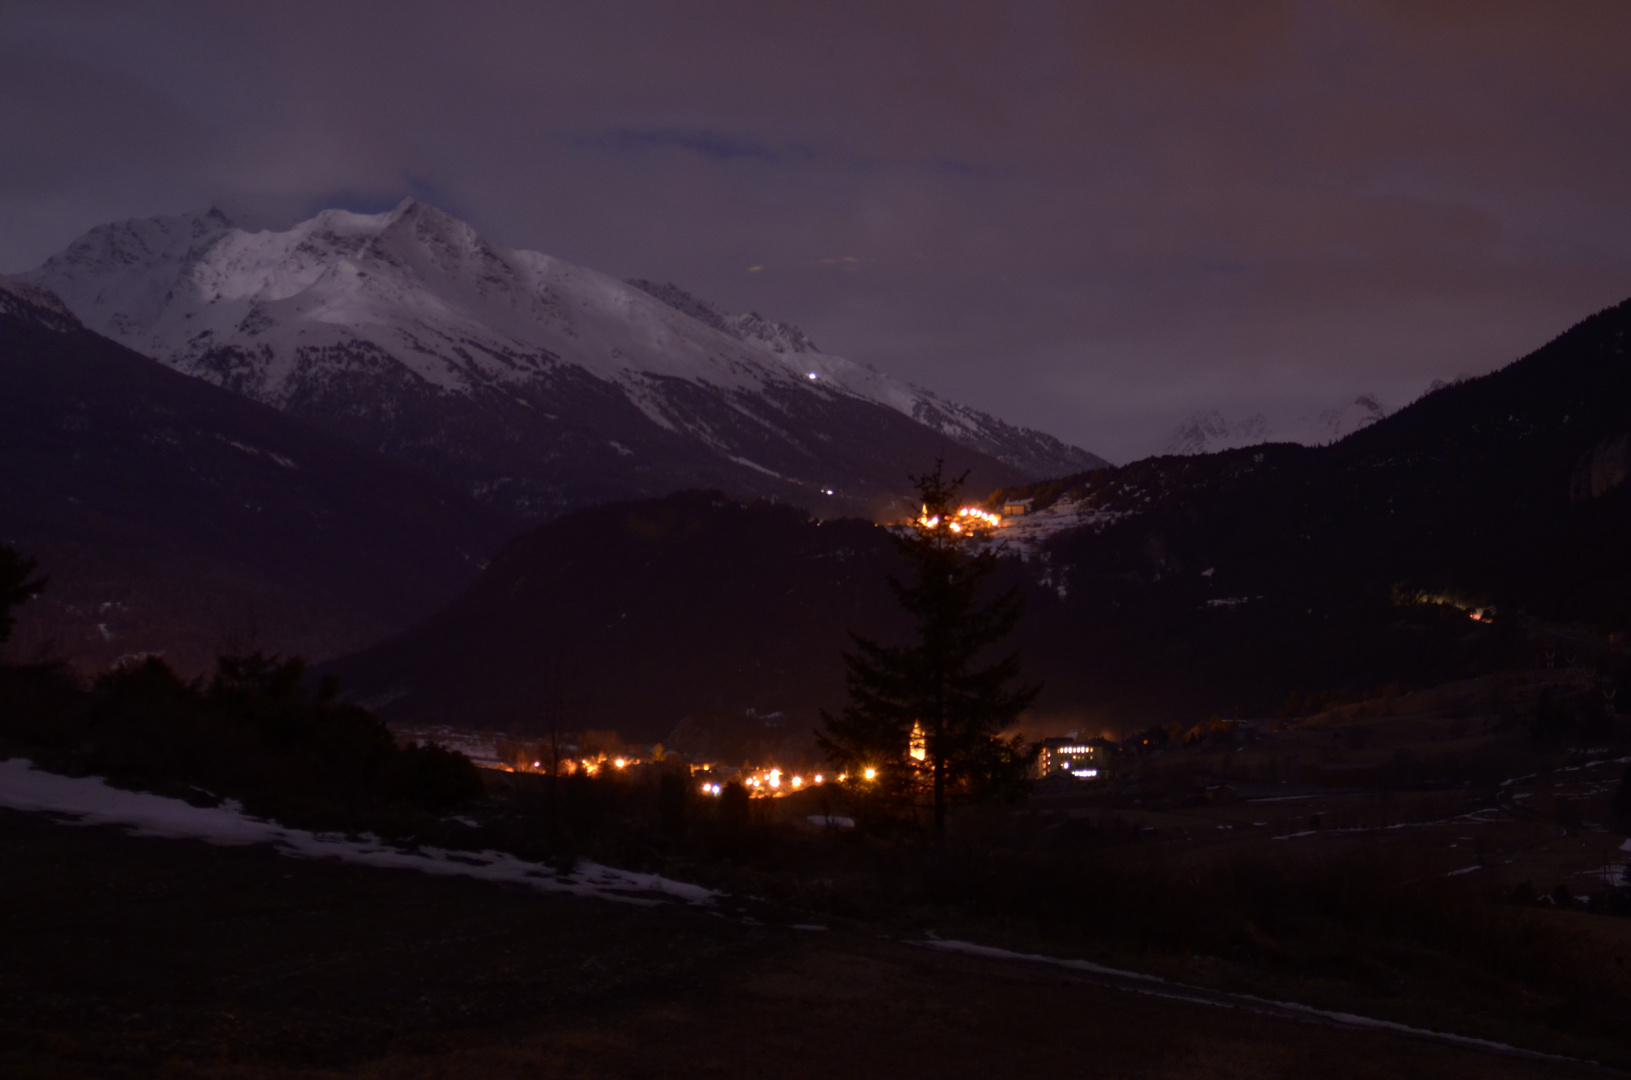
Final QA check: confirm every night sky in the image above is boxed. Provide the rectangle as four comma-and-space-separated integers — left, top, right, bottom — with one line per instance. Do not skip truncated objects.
4, 1, 1629, 461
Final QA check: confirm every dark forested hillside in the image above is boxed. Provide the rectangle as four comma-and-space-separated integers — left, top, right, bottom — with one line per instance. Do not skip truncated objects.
330, 492, 911, 743
334, 299, 1631, 741
1003, 297, 1631, 726
0, 280, 516, 673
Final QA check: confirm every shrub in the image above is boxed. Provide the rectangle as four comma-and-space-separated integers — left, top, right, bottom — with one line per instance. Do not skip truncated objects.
380, 742, 485, 812
2, 651, 483, 826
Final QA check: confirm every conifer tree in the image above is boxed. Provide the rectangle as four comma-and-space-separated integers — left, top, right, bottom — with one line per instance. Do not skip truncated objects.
819, 462, 1038, 842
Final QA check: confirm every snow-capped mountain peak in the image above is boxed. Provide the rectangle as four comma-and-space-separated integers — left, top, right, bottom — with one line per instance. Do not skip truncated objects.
29, 203, 1105, 519
1164, 395, 1390, 456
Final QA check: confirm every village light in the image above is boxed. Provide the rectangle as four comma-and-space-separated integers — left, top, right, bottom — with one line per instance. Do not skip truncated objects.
863, 767, 877, 781
768, 769, 781, 789
614, 758, 626, 769
814, 773, 823, 784
791, 776, 803, 788
956, 506, 1002, 527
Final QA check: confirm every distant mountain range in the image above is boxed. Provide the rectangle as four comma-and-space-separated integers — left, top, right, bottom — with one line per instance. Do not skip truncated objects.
19, 194, 1628, 733
330, 297, 1631, 740
25, 201, 1106, 521
0, 275, 512, 674
1164, 394, 1390, 456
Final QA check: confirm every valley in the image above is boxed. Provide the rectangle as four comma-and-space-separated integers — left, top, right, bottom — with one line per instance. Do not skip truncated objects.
10, 8, 1631, 1078
6, 214, 1631, 1080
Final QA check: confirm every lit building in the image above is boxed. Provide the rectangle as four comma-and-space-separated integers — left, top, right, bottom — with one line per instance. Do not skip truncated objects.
1036, 737, 1105, 780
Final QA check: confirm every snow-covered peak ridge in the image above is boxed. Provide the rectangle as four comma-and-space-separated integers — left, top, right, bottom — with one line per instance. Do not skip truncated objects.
627, 279, 740, 339
28, 200, 844, 404
1321, 393, 1388, 439
1166, 412, 1270, 457
628, 278, 1108, 475
626, 279, 820, 356
27, 201, 1106, 518
0, 275, 81, 333
28, 201, 1089, 447
1165, 395, 1390, 456
728, 311, 818, 355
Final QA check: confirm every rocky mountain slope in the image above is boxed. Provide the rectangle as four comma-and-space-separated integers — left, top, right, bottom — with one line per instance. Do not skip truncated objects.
26, 202, 1105, 521
0, 276, 514, 674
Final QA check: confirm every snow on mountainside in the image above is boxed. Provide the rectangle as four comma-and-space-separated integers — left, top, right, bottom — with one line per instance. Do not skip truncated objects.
28, 201, 1104, 519
1165, 395, 1389, 456
625, 279, 1107, 480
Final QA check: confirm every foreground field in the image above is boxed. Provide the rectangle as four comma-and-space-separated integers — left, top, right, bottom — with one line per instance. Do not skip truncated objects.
0, 806, 1621, 1080
4, 662, 1630, 1076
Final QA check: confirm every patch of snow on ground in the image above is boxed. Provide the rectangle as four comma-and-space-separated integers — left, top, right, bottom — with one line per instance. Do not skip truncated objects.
0, 758, 716, 907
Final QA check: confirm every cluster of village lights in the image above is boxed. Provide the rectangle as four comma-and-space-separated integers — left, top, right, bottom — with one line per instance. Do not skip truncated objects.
511, 754, 635, 776
701, 765, 878, 797
917, 505, 1005, 534
504, 750, 892, 801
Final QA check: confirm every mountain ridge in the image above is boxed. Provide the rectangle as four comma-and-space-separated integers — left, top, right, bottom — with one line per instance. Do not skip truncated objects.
1164, 394, 1390, 456
27, 201, 1106, 520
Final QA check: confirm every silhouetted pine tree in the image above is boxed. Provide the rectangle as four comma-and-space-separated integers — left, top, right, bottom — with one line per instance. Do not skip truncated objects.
819, 461, 1038, 843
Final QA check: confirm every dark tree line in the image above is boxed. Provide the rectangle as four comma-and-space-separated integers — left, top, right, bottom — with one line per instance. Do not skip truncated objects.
0, 546, 480, 824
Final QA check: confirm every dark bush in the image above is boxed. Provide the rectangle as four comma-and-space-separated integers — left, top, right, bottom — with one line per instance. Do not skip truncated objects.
658, 771, 687, 835
718, 780, 750, 827
380, 742, 484, 812
1, 651, 482, 827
